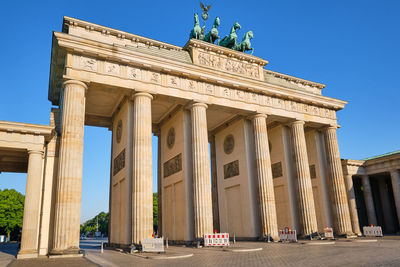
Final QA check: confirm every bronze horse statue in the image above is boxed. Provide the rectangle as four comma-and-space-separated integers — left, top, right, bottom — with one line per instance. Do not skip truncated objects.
203, 17, 220, 44
219, 21, 241, 48
233, 31, 254, 54
189, 13, 203, 40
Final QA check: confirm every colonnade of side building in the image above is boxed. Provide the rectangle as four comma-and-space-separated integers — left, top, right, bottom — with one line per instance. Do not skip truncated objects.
343, 160, 400, 235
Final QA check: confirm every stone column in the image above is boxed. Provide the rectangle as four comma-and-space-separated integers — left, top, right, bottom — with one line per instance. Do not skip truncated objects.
190, 103, 213, 239
378, 179, 395, 232
290, 120, 318, 236
324, 126, 353, 235
18, 150, 44, 258
390, 169, 400, 226
344, 175, 361, 235
51, 80, 87, 254
252, 114, 279, 240
362, 175, 377, 226
132, 92, 153, 244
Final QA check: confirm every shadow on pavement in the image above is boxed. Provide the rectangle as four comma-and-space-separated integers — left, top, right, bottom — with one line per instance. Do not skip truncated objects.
0, 242, 18, 257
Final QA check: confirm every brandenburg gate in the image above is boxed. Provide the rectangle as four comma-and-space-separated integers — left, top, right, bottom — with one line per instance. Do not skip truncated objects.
2, 16, 377, 258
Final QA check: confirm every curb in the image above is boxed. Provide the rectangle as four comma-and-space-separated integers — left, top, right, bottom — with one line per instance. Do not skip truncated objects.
223, 247, 263, 252
134, 253, 194, 260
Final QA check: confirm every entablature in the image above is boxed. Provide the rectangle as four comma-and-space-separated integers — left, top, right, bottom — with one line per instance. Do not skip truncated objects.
49, 31, 346, 126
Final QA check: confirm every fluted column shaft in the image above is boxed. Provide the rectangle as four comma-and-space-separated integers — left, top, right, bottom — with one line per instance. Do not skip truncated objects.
362, 175, 377, 226
290, 121, 318, 236
390, 169, 400, 226
324, 126, 353, 235
52, 80, 87, 254
132, 92, 153, 244
190, 103, 213, 239
344, 175, 361, 235
252, 114, 279, 240
19, 150, 44, 255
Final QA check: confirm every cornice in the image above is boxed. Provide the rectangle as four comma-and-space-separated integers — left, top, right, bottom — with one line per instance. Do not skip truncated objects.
63, 16, 182, 51
264, 70, 325, 90
50, 32, 347, 111
341, 159, 366, 167
0, 121, 54, 140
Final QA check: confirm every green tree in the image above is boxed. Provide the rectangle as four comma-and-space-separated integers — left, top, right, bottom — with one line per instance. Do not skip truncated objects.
153, 193, 158, 232
0, 189, 25, 241
80, 211, 109, 236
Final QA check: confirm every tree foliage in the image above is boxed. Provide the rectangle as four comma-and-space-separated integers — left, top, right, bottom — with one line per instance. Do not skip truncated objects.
0, 189, 25, 240
153, 193, 158, 231
80, 211, 109, 236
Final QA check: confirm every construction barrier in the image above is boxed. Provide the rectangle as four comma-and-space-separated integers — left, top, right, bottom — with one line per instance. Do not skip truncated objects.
324, 227, 334, 239
142, 237, 164, 252
279, 227, 297, 242
363, 226, 383, 237
204, 233, 230, 247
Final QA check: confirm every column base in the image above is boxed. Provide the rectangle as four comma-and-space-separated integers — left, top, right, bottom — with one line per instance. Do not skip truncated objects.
50, 247, 80, 256
17, 249, 38, 259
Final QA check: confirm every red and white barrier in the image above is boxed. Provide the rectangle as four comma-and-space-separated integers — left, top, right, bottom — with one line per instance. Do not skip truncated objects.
324, 227, 334, 239
204, 233, 230, 247
279, 227, 297, 242
363, 226, 383, 237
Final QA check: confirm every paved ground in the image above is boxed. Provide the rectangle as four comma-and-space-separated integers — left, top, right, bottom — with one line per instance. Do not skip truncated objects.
2, 237, 400, 266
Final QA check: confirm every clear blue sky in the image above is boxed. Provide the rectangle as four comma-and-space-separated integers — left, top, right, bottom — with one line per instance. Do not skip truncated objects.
0, 0, 399, 222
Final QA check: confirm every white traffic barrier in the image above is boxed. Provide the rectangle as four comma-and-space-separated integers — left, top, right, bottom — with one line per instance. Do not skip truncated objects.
204, 233, 230, 247
279, 227, 297, 242
363, 226, 383, 237
142, 237, 164, 252
324, 227, 334, 239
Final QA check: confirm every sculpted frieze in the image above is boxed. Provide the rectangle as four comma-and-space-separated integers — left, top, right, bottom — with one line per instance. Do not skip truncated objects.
127, 66, 141, 80
80, 56, 97, 72
197, 51, 261, 80
167, 76, 180, 88
72, 58, 336, 120
105, 62, 120, 76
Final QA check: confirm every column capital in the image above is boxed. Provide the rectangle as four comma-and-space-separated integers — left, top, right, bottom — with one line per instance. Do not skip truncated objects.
289, 120, 305, 127
63, 80, 88, 91
322, 125, 338, 131
250, 113, 268, 120
132, 92, 153, 100
390, 169, 399, 175
190, 102, 208, 109
28, 150, 44, 156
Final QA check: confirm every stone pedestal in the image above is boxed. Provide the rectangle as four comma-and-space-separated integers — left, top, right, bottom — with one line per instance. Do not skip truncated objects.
324, 126, 353, 235
18, 150, 44, 258
362, 175, 378, 226
190, 103, 213, 239
51, 80, 87, 254
252, 114, 279, 240
132, 92, 153, 244
344, 175, 361, 235
390, 170, 400, 227
290, 120, 318, 236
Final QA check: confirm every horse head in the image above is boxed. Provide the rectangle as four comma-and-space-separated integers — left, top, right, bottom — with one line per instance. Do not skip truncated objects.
194, 13, 199, 25
214, 17, 220, 27
245, 31, 253, 40
234, 22, 241, 31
